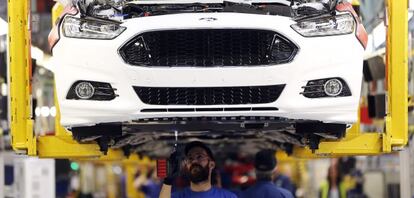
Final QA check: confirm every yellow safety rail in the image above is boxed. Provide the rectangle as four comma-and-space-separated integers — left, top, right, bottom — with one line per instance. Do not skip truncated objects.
7, 0, 409, 158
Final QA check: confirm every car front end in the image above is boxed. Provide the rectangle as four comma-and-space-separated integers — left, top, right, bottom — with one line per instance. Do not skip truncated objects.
49, 0, 367, 153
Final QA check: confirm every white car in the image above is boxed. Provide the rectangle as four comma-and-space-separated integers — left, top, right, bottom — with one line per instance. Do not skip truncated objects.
49, 0, 366, 155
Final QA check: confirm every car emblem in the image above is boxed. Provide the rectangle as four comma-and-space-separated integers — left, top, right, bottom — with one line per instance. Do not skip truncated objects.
199, 17, 217, 22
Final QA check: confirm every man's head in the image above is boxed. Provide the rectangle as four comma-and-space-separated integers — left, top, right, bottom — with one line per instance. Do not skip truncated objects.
254, 149, 277, 181
183, 141, 216, 184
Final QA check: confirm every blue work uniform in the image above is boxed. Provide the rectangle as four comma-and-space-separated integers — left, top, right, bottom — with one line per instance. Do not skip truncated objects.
141, 180, 161, 198
274, 174, 296, 195
172, 186, 237, 198
241, 181, 294, 198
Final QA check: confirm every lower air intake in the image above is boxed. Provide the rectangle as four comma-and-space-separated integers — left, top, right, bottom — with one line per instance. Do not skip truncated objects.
134, 85, 285, 105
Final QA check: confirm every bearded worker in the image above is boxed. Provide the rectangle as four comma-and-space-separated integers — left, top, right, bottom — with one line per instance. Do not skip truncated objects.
159, 141, 237, 198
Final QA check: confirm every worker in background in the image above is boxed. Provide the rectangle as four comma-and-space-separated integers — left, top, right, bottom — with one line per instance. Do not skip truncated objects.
273, 166, 296, 196
159, 141, 237, 198
319, 164, 347, 198
346, 170, 368, 198
134, 167, 162, 198
241, 149, 294, 198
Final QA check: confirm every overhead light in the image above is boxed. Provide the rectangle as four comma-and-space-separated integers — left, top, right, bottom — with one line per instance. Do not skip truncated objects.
50, 106, 56, 117
35, 107, 41, 117
38, 68, 46, 75
0, 18, 7, 36
1, 83, 7, 96
36, 89, 43, 98
41, 106, 50, 117
112, 166, 122, 175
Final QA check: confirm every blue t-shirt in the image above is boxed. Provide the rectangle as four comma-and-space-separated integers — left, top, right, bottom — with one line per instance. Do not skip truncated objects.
172, 187, 237, 198
241, 181, 294, 198
141, 180, 161, 198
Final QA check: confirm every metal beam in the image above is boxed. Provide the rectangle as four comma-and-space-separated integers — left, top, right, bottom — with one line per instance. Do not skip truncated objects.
292, 133, 383, 158
37, 136, 101, 158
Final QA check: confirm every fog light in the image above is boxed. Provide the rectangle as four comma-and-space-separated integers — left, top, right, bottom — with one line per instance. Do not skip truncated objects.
75, 82, 95, 99
301, 78, 351, 98
67, 81, 117, 100
324, 79, 343, 96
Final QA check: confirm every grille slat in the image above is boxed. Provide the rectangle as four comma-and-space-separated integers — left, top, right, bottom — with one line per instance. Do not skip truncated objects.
120, 29, 297, 67
134, 85, 285, 105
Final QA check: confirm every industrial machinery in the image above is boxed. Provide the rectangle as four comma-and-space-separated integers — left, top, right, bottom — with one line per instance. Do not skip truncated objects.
7, 0, 409, 158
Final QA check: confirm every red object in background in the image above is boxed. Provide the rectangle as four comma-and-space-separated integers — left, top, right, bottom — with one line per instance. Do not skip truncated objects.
36, 0, 47, 12
360, 105, 373, 124
224, 163, 256, 186
36, 0, 56, 13
156, 159, 167, 178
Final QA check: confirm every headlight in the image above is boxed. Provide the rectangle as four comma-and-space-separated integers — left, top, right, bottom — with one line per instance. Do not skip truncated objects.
62, 16, 126, 39
291, 14, 355, 37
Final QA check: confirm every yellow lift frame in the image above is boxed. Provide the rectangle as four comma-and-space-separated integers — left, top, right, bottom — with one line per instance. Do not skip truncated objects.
7, 0, 408, 159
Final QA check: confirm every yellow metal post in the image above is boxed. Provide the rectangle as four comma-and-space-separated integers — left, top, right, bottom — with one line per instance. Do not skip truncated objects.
8, 0, 36, 155
384, 0, 409, 151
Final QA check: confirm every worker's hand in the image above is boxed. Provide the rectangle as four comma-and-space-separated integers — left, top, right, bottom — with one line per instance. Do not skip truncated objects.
163, 149, 180, 185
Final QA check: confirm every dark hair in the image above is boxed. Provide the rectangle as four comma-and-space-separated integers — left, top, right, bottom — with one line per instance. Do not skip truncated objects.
184, 141, 215, 161
255, 149, 277, 171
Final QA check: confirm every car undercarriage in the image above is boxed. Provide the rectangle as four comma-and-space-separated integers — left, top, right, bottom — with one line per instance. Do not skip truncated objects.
71, 116, 348, 157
